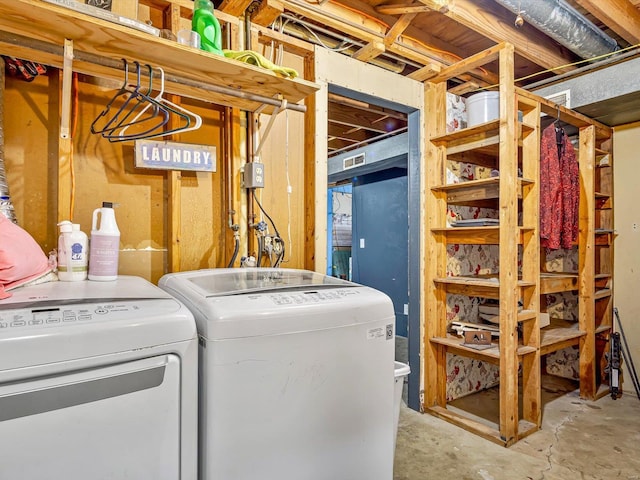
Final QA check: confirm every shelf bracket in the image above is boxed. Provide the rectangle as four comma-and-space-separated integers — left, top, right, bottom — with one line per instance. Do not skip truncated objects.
60, 38, 73, 140
254, 95, 288, 158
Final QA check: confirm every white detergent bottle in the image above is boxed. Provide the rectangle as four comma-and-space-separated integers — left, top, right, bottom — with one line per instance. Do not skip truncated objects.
57, 220, 88, 281
88, 202, 120, 282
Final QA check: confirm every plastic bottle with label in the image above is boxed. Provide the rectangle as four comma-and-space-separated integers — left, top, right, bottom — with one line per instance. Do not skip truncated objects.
88, 202, 120, 282
192, 0, 223, 56
57, 221, 88, 281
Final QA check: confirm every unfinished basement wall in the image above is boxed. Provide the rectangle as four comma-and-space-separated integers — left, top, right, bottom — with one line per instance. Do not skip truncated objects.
613, 122, 640, 384
3, 51, 307, 283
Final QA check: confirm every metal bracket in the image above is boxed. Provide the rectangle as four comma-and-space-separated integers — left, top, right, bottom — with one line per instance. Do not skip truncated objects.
60, 38, 74, 139
254, 95, 288, 158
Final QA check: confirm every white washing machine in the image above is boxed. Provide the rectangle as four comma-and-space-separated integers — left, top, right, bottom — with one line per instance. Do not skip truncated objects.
159, 268, 396, 480
0, 276, 198, 480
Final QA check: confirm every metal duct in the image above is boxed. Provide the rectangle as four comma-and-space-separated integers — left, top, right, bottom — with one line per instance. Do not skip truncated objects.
0, 57, 17, 223
494, 0, 619, 59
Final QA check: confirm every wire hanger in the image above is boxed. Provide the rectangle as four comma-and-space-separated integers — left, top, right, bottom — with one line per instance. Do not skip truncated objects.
102, 62, 173, 141
114, 66, 201, 141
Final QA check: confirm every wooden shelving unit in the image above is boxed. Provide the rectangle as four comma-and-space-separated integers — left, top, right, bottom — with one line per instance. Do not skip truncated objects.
578, 127, 615, 399
0, 0, 319, 113
424, 43, 541, 446
423, 42, 614, 446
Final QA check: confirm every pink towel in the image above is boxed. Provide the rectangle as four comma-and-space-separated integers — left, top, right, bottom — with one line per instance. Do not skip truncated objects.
0, 214, 52, 299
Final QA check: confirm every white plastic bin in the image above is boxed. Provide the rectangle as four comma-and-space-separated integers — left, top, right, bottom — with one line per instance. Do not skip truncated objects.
467, 91, 499, 127
393, 361, 410, 451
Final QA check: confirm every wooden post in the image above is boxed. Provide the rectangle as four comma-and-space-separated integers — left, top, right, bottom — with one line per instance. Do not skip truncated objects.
497, 43, 519, 444
579, 125, 596, 398
423, 80, 448, 408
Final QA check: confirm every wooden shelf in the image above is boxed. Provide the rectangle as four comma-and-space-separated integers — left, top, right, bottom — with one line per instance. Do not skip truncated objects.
431, 226, 534, 245
430, 335, 537, 365
594, 289, 612, 300
430, 119, 500, 145
434, 276, 536, 299
0, 0, 319, 113
540, 319, 585, 356
540, 273, 578, 294
425, 405, 538, 447
431, 177, 534, 205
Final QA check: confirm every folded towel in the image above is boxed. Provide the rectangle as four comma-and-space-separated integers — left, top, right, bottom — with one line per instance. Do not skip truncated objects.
0, 214, 54, 299
223, 50, 299, 78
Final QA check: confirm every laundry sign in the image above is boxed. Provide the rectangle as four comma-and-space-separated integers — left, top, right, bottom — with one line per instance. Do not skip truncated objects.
135, 140, 216, 172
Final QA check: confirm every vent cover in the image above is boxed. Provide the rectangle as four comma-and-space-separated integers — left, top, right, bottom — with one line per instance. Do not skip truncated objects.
343, 153, 365, 170
544, 89, 571, 110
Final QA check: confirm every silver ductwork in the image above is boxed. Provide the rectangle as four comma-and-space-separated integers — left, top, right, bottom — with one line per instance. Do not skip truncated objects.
0, 57, 17, 224
494, 0, 619, 59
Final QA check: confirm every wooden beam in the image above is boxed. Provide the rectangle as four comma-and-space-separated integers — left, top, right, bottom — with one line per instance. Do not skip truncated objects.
255, 24, 314, 58
429, 42, 505, 83
448, 81, 480, 95
572, 0, 640, 45
219, 0, 253, 17
328, 123, 375, 142
418, 0, 575, 73
384, 13, 417, 47
407, 62, 441, 81
251, 0, 284, 27
375, 3, 440, 15
352, 39, 386, 62
417, 0, 449, 13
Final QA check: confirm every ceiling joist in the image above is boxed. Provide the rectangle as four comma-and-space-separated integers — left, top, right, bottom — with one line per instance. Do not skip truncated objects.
384, 12, 417, 47
417, 0, 576, 73
572, 0, 640, 45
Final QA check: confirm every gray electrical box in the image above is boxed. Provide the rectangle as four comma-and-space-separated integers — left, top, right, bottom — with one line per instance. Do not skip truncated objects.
243, 162, 265, 188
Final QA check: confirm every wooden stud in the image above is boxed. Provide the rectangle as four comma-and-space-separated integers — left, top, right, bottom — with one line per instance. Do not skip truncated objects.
166, 2, 182, 272
497, 43, 519, 444
423, 80, 448, 409
579, 125, 597, 399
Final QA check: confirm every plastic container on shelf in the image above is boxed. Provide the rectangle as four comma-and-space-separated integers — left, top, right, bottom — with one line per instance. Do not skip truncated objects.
57, 221, 88, 281
88, 202, 120, 282
192, 0, 223, 56
467, 91, 500, 127
393, 361, 410, 452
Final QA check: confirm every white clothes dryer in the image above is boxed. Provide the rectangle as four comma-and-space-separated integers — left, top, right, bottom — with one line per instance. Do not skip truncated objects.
0, 276, 198, 480
160, 268, 396, 480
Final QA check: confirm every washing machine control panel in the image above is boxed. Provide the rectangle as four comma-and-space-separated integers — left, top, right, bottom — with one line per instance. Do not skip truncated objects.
0, 298, 180, 331
267, 288, 359, 305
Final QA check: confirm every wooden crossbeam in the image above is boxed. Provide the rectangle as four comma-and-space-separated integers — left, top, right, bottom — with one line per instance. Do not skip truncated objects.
384, 13, 417, 47
376, 3, 444, 15
251, 0, 284, 27
218, 0, 253, 17
352, 40, 386, 62
407, 63, 441, 81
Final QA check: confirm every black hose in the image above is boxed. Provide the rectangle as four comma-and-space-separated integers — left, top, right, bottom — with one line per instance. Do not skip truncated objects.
227, 236, 239, 268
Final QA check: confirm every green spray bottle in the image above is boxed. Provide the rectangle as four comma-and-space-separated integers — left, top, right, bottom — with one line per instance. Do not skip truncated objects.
192, 0, 224, 56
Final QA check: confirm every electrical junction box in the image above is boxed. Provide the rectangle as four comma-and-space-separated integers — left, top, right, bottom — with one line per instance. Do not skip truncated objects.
243, 162, 265, 189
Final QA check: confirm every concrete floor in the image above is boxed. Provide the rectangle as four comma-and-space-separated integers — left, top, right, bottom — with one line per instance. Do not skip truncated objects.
394, 378, 640, 480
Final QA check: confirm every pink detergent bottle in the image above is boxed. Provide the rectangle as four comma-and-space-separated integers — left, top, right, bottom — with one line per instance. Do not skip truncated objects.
88, 202, 120, 281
